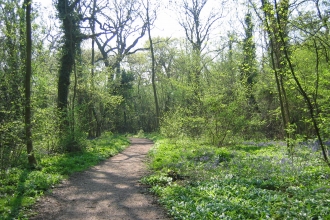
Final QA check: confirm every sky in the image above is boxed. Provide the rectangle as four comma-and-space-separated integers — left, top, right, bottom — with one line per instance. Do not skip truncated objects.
33, 0, 185, 38
33, 0, 243, 40
32, 0, 249, 59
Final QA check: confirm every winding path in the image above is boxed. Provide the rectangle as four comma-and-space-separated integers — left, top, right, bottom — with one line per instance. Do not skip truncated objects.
31, 138, 169, 220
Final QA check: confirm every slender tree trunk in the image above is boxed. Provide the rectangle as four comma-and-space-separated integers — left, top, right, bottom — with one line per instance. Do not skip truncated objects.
71, 51, 78, 137
262, 0, 291, 146
274, 3, 329, 166
313, 39, 320, 115
24, 0, 37, 166
262, 0, 329, 166
146, 1, 160, 129
88, 0, 96, 138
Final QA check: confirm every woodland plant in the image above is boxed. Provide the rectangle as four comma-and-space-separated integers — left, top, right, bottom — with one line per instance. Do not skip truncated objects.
143, 137, 330, 219
0, 0, 329, 217
0, 133, 129, 220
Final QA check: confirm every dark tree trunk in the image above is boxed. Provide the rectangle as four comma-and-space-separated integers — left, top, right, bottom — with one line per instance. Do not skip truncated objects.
88, 0, 97, 138
24, 0, 37, 166
56, 0, 82, 151
57, 0, 81, 111
57, 0, 75, 112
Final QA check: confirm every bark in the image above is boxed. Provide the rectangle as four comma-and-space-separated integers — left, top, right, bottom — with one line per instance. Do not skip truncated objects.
178, 0, 221, 106
145, 1, 160, 129
24, 0, 37, 166
56, 0, 82, 151
262, 0, 329, 166
88, 0, 97, 138
274, 2, 329, 165
92, 0, 148, 83
262, 0, 291, 145
57, 0, 81, 115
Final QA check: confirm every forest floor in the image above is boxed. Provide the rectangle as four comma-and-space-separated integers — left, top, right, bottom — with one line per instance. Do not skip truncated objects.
30, 138, 170, 220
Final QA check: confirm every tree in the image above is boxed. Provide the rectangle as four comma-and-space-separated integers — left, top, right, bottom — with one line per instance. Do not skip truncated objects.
240, 11, 258, 111
143, 0, 159, 129
240, 12, 257, 85
261, 0, 293, 148
56, 0, 83, 151
179, 1, 222, 66
178, 0, 222, 54
177, 0, 223, 108
24, 0, 37, 166
88, 0, 99, 137
261, 0, 330, 165
152, 37, 179, 112
88, 0, 149, 133
89, 0, 148, 81
0, 0, 29, 170
57, 0, 81, 113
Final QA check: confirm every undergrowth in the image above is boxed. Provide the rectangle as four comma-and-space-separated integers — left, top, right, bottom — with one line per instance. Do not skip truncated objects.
0, 133, 130, 220
142, 136, 330, 219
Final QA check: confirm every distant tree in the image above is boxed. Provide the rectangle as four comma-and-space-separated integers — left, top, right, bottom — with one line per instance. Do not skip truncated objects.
87, 0, 148, 82
178, 0, 222, 54
240, 11, 258, 110
152, 37, 179, 112
177, 0, 223, 107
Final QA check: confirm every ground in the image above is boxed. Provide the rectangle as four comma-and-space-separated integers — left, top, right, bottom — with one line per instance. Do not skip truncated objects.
30, 138, 170, 220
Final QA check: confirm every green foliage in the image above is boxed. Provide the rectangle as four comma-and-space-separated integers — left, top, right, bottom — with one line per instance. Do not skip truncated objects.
136, 129, 145, 138
32, 108, 60, 154
0, 133, 129, 220
144, 137, 330, 219
0, 168, 62, 220
147, 138, 232, 180
0, 0, 27, 172
112, 70, 138, 133
161, 107, 205, 139
0, 0, 330, 217
290, 46, 330, 138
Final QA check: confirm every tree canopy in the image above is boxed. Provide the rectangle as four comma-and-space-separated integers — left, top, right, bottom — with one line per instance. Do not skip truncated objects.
0, 0, 329, 180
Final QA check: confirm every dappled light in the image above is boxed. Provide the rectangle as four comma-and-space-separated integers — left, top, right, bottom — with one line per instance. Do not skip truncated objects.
0, 0, 329, 218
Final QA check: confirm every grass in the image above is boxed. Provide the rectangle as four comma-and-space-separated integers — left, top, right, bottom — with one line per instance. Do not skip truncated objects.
0, 133, 130, 220
142, 136, 330, 219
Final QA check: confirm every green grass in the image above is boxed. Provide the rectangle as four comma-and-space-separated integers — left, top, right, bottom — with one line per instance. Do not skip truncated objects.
142, 137, 330, 219
0, 133, 130, 220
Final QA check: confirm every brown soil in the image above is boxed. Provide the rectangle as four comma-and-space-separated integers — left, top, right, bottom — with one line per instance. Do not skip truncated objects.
30, 138, 170, 220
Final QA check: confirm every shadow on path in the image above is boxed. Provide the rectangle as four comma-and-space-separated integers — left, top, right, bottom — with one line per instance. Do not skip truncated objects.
31, 138, 169, 220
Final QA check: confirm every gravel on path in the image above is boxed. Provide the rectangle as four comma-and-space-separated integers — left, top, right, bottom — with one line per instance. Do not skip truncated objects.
30, 138, 170, 220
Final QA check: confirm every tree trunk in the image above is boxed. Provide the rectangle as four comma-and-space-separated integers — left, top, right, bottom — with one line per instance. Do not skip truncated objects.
146, 1, 160, 129
262, 0, 292, 148
274, 1, 329, 166
24, 0, 37, 167
57, 0, 81, 112
88, 0, 96, 138
57, 0, 82, 151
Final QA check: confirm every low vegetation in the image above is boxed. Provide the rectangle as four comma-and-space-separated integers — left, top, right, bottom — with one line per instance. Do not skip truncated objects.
0, 133, 129, 220
142, 136, 330, 219
1, 0, 330, 219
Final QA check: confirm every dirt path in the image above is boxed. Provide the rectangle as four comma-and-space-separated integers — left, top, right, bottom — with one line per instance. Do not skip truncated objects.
31, 138, 170, 220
